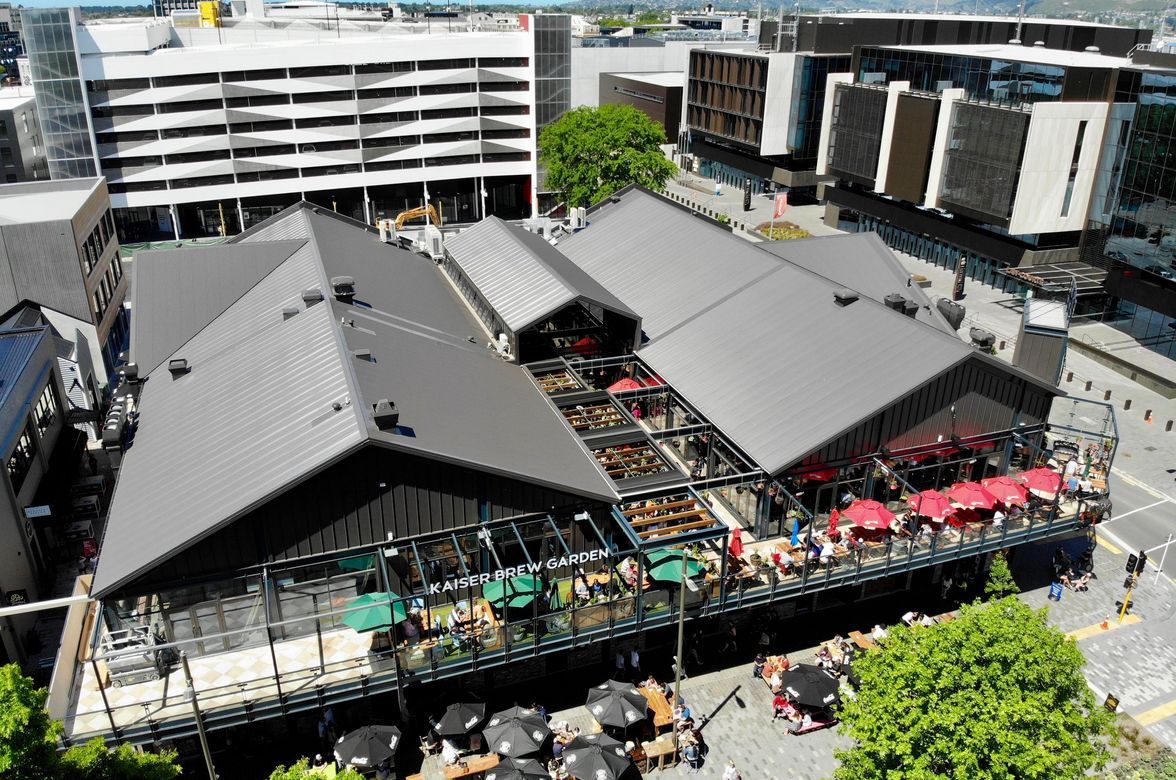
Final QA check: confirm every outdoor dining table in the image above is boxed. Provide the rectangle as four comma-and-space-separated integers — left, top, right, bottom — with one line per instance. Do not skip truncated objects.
444, 753, 500, 778
642, 737, 678, 770
848, 631, 875, 650
638, 683, 675, 729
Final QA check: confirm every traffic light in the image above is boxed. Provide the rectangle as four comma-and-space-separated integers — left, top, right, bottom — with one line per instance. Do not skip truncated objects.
1126, 553, 1139, 574
1135, 551, 1148, 575
1124, 576, 1136, 589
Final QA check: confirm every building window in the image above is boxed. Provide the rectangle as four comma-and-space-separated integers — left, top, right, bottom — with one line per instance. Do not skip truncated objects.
34, 383, 57, 439
1060, 120, 1088, 218
4, 175, 14, 183
111, 251, 123, 282
7, 425, 36, 494
0, 147, 11, 165
0, 119, 6, 134
20, 113, 28, 133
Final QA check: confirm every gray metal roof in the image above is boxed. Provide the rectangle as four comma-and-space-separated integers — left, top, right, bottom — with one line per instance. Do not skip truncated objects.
561, 187, 989, 475
559, 192, 782, 341
758, 232, 958, 335
93, 205, 619, 597
130, 240, 306, 375
443, 216, 638, 334
0, 326, 46, 408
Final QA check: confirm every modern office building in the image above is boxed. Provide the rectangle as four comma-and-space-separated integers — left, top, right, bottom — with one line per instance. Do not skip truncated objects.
0, 317, 75, 665
21, 6, 573, 239
0, 3, 24, 83
684, 14, 1152, 197
0, 87, 44, 181
51, 188, 1113, 747
0, 178, 127, 389
599, 71, 683, 140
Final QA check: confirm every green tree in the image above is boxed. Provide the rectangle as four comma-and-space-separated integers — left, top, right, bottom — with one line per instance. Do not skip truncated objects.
538, 104, 677, 208
60, 738, 180, 780
835, 598, 1114, 780
0, 664, 181, 780
0, 663, 60, 780
269, 758, 366, 779
984, 551, 1020, 599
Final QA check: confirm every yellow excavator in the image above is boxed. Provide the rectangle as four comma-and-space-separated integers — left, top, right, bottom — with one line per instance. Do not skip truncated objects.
394, 203, 442, 230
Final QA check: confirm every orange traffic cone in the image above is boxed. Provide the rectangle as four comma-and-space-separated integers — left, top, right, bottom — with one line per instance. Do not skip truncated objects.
1101, 615, 1109, 630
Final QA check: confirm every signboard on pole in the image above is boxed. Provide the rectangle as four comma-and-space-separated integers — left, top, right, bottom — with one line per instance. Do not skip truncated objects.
743, 177, 752, 211
952, 258, 967, 301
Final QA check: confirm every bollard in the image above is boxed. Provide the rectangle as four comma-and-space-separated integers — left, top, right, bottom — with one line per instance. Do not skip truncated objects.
1125, 399, 1132, 411
1104, 390, 1112, 401
1146, 409, 1153, 423
1085, 380, 1092, 391
999, 340, 1006, 350
1066, 371, 1073, 382
1167, 420, 1173, 432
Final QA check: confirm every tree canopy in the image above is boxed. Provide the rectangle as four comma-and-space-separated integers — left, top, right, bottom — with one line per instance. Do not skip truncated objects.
0, 664, 180, 780
538, 104, 678, 208
269, 758, 365, 779
834, 598, 1114, 780
984, 551, 1020, 599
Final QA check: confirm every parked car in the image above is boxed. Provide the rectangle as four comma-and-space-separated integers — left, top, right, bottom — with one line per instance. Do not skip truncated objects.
1142, 264, 1175, 279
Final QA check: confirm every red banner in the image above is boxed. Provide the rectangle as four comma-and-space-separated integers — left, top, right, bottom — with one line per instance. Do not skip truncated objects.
773, 192, 789, 219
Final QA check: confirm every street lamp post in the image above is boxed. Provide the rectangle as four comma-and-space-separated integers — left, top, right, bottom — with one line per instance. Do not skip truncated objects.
671, 548, 688, 755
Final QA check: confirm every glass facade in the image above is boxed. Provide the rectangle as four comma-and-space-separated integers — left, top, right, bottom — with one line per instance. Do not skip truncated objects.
533, 14, 571, 128
857, 47, 1067, 105
939, 101, 1031, 225
23, 8, 97, 179
825, 84, 887, 187
791, 54, 851, 164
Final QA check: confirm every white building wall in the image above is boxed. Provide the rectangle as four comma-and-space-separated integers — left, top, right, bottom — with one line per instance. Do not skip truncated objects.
1007, 101, 1108, 235
924, 87, 964, 209
873, 80, 909, 191
760, 52, 796, 156
815, 72, 853, 176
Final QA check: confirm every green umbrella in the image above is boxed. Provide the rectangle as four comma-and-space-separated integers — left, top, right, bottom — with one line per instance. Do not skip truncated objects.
337, 554, 375, 572
483, 576, 544, 609
341, 592, 408, 632
644, 549, 705, 583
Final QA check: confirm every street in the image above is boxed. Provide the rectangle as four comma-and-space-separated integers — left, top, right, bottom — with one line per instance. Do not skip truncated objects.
1102, 472, 1176, 577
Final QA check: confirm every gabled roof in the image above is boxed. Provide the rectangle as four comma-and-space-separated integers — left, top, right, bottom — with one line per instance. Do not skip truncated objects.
0, 326, 47, 409
443, 216, 639, 334
93, 205, 619, 597
758, 232, 957, 335
560, 187, 1056, 475
130, 240, 306, 375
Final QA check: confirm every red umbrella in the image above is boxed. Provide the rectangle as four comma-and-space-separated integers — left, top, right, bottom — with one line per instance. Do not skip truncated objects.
906, 490, 954, 520
981, 476, 1029, 506
570, 336, 599, 356
842, 499, 895, 531
947, 482, 999, 510
1017, 468, 1062, 498
827, 508, 840, 537
642, 374, 666, 387
607, 377, 642, 392
800, 468, 839, 483
947, 507, 981, 527
730, 528, 744, 558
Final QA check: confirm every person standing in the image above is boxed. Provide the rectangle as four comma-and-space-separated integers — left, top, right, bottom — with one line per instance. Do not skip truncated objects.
614, 650, 626, 680
629, 648, 640, 678
722, 760, 742, 780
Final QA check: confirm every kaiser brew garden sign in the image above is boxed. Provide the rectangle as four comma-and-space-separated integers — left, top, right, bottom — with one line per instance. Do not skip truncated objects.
426, 548, 608, 595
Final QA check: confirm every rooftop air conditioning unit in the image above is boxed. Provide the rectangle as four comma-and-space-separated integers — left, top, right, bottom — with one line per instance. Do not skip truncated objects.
423, 224, 444, 261
377, 218, 397, 243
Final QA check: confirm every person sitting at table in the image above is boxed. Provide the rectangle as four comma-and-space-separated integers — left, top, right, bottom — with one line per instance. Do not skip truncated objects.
753, 652, 767, 680
816, 646, 836, 671
901, 611, 919, 627
871, 624, 888, 641
844, 530, 865, 552
682, 740, 702, 773
889, 517, 912, 538
772, 692, 790, 720
312, 754, 327, 768
642, 675, 659, 689
819, 540, 837, 567
991, 508, 1006, 528
574, 578, 590, 602
441, 738, 461, 766
919, 613, 936, 628
783, 710, 804, 734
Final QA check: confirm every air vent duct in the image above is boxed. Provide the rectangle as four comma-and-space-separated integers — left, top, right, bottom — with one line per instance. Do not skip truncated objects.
168, 358, 190, 378
330, 276, 356, 303
833, 289, 859, 306
373, 398, 399, 430
302, 288, 324, 305
883, 293, 906, 311
282, 307, 299, 321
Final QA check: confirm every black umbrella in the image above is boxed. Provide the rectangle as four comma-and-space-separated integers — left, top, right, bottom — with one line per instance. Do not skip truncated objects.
485, 756, 548, 780
589, 680, 647, 710
436, 702, 487, 736
781, 663, 840, 708
566, 734, 625, 752
333, 725, 401, 768
564, 733, 632, 780
586, 690, 647, 728
483, 713, 550, 757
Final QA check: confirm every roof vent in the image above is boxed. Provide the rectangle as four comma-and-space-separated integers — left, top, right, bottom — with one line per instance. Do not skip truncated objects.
353, 348, 373, 362
902, 299, 919, 318
302, 288, 324, 305
883, 292, 906, 311
1008, 38, 1022, 45
168, 358, 190, 378
282, 306, 300, 321
330, 276, 356, 304
372, 398, 399, 430
833, 289, 859, 306
119, 363, 140, 383
1034, 40, 1045, 46
969, 327, 996, 349
1084, 45, 1100, 53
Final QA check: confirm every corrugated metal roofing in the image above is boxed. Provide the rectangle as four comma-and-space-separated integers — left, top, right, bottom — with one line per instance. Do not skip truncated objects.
559, 194, 780, 341
130, 240, 307, 375
444, 216, 638, 334
758, 232, 958, 335
0, 327, 46, 409
93, 205, 619, 596
560, 188, 983, 475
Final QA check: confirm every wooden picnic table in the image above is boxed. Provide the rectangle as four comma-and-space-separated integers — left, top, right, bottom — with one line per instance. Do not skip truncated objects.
639, 683, 675, 729
642, 737, 678, 770
848, 630, 875, 650
444, 753, 500, 778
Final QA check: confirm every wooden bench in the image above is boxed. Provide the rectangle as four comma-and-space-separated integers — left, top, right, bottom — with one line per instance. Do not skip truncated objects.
628, 508, 707, 528
848, 630, 875, 650
623, 499, 696, 517
638, 519, 714, 538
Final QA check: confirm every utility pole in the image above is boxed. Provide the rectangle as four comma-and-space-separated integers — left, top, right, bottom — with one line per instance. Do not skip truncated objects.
1119, 550, 1148, 622
671, 549, 687, 754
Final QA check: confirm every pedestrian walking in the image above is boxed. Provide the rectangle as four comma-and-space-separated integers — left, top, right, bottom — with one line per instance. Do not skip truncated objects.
722, 760, 742, 780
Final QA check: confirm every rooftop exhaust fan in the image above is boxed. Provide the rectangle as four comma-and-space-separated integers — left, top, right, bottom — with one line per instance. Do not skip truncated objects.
302, 288, 324, 305
330, 276, 356, 303
373, 398, 399, 430
833, 289, 859, 306
168, 358, 190, 378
